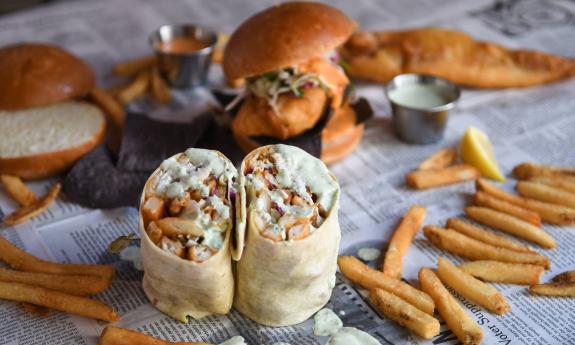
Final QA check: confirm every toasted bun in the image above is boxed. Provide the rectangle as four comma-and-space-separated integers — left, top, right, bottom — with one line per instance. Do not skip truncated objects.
0, 101, 105, 179
223, 2, 356, 80
233, 105, 362, 165
0, 43, 95, 110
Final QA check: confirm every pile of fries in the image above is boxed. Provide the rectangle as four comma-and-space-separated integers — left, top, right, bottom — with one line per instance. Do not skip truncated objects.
406, 148, 480, 190
0, 236, 118, 321
1, 175, 61, 225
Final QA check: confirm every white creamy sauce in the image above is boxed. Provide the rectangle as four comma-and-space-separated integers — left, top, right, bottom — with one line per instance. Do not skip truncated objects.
313, 308, 343, 336
219, 336, 247, 345
119, 246, 143, 271
357, 248, 381, 261
388, 84, 449, 109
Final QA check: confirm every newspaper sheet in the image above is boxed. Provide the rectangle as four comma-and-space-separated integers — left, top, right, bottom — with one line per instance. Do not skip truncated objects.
1, 0, 574, 344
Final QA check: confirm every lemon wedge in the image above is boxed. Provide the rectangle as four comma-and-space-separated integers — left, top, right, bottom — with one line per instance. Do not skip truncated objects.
460, 126, 505, 181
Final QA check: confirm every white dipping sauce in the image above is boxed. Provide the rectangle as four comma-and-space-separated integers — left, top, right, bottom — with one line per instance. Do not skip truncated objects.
313, 308, 382, 345
357, 248, 381, 261
388, 84, 449, 109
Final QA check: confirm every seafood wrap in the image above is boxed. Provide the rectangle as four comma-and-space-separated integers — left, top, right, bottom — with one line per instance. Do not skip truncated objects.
138, 148, 239, 321
234, 144, 341, 326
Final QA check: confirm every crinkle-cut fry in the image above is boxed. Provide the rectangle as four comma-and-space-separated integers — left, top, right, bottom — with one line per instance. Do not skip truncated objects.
0, 268, 111, 296
517, 180, 575, 209
406, 164, 479, 190
113, 55, 156, 77
464, 206, 556, 248
447, 218, 532, 253
476, 179, 575, 225
458, 260, 543, 286
473, 191, 541, 227
100, 326, 213, 345
382, 205, 427, 279
0, 281, 119, 322
370, 288, 440, 339
3, 183, 61, 225
338, 256, 435, 315
0, 236, 115, 280
150, 66, 172, 104
419, 268, 483, 345
117, 70, 150, 105
0, 175, 37, 207
552, 270, 575, 284
89, 88, 126, 129
529, 176, 575, 194
437, 257, 510, 315
418, 148, 457, 171
530, 283, 575, 297
512, 162, 575, 180
423, 226, 550, 268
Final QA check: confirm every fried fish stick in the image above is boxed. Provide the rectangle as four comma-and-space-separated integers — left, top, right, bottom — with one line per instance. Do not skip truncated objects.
418, 148, 457, 171
517, 181, 575, 209
419, 268, 483, 345
382, 206, 426, 279
338, 256, 435, 314
113, 55, 156, 77
464, 207, 555, 248
406, 164, 479, 189
530, 283, 575, 297
437, 257, 510, 315
552, 270, 575, 284
0, 281, 118, 322
512, 163, 575, 180
473, 191, 541, 226
529, 176, 575, 194
100, 326, 212, 345
0, 236, 115, 280
370, 288, 440, 339
0, 175, 37, 207
458, 261, 543, 285
0, 268, 111, 296
447, 218, 532, 253
423, 226, 550, 268
476, 179, 575, 225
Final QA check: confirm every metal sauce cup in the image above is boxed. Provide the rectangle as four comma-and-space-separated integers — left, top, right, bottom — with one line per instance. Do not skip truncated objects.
150, 24, 217, 88
386, 74, 460, 144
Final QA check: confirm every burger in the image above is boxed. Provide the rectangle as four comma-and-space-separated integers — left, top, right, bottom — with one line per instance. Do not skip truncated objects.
223, 2, 364, 164
0, 43, 105, 179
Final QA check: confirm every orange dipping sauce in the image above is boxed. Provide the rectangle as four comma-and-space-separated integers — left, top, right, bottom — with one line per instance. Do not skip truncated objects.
156, 36, 209, 54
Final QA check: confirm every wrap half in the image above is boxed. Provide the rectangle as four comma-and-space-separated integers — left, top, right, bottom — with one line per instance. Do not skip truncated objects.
138, 149, 239, 321
234, 144, 341, 326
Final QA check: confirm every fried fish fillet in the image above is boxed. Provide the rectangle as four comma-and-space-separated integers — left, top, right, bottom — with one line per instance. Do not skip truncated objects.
340, 27, 575, 88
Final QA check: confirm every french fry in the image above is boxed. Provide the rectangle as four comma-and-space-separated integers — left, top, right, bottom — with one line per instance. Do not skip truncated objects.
0, 236, 115, 280
552, 270, 575, 284
512, 162, 575, 180
530, 283, 575, 297
458, 261, 544, 285
447, 218, 532, 253
150, 66, 172, 104
464, 207, 556, 248
473, 191, 541, 226
423, 226, 550, 268
529, 176, 575, 194
517, 181, 575, 209
89, 88, 126, 128
117, 70, 150, 105
113, 55, 156, 77
22, 302, 50, 317
419, 268, 483, 345
0, 281, 119, 322
406, 164, 479, 190
476, 179, 575, 225
212, 32, 229, 64
0, 268, 111, 296
100, 326, 213, 345
382, 205, 427, 279
417, 148, 457, 171
437, 257, 510, 315
370, 288, 440, 339
4, 183, 61, 225
0, 175, 37, 207
338, 256, 435, 315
